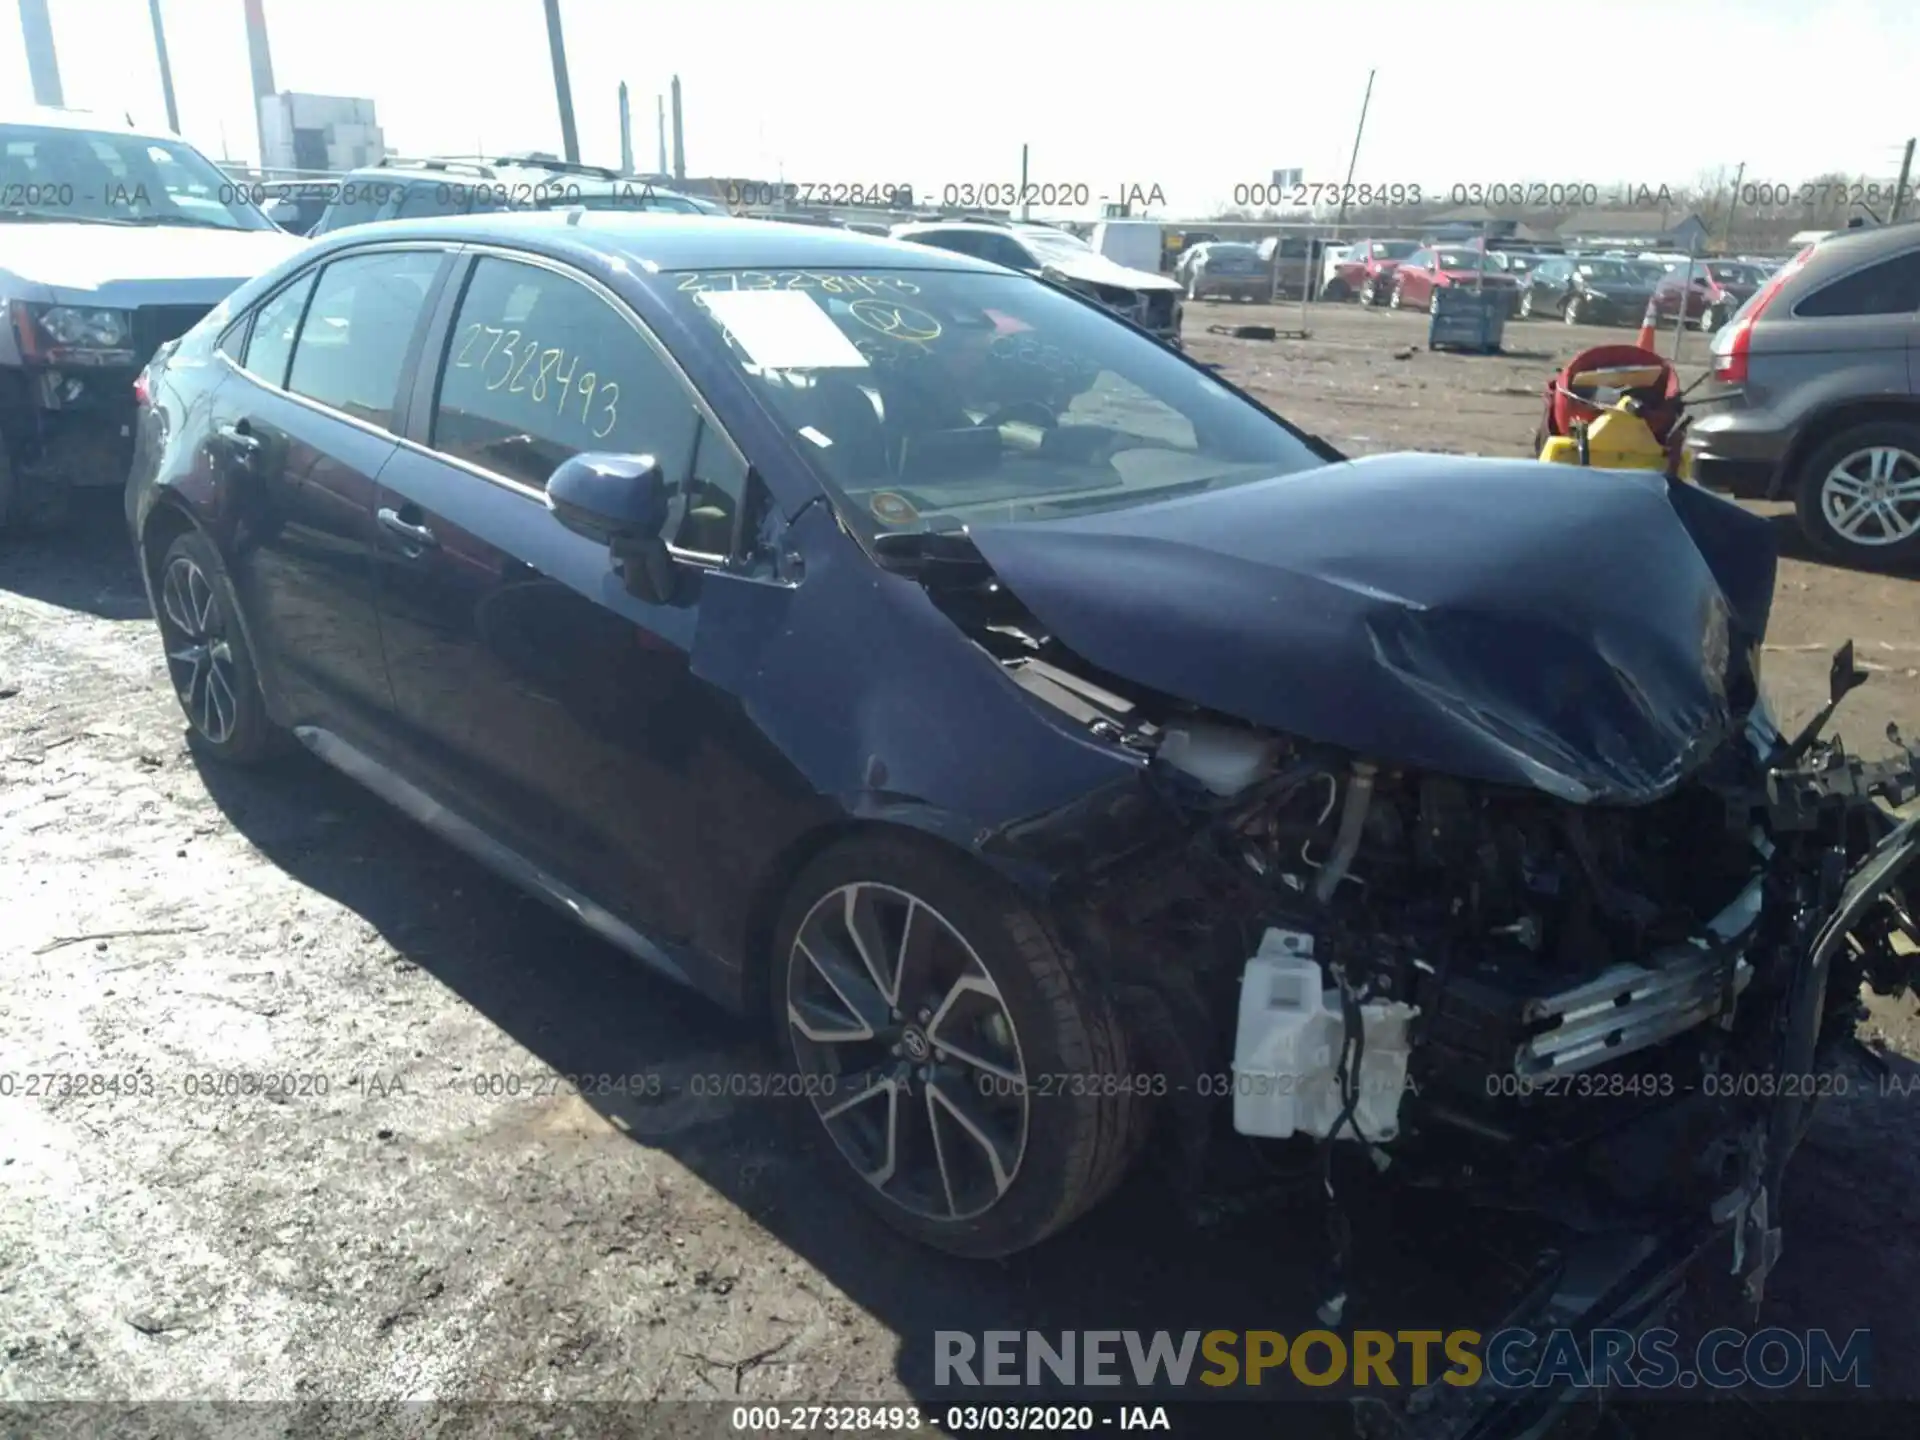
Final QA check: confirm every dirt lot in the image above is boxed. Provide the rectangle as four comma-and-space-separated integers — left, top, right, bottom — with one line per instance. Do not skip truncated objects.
3, 299, 1918, 1428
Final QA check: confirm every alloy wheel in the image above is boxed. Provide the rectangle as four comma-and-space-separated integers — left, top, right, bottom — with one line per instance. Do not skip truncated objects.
787, 882, 1029, 1222
159, 554, 241, 745
1820, 447, 1920, 547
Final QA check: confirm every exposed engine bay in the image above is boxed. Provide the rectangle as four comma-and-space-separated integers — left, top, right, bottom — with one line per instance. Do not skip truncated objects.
879, 513, 1920, 1322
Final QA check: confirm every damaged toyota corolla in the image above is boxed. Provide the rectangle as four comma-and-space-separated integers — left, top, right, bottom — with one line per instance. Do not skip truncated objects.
131, 219, 1919, 1306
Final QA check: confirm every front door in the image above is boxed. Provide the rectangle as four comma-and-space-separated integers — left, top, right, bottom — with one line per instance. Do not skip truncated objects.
372, 252, 749, 944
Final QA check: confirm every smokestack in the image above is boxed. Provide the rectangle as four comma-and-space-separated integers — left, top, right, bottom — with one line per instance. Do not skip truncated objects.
670, 75, 685, 182
617, 82, 633, 174
543, 0, 581, 164
18, 0, 64, 106
656, 95, 667, 176
241, 0, 276, 165
149, 0, 180, 133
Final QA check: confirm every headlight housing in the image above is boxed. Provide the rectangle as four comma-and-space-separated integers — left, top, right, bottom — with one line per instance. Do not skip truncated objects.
9, 301, 137, 365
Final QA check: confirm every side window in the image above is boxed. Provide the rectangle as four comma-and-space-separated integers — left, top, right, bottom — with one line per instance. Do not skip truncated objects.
432, 257, 706, 523
240, 272, 316, 386
286, 250, 443, 430
1794, 251, 1920, 317
986, 236, 1036, 270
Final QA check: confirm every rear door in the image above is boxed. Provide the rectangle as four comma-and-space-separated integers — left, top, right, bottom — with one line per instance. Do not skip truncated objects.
206, 245, 450, 740
1749, 246, 1920, 406
372, 250, 748, 942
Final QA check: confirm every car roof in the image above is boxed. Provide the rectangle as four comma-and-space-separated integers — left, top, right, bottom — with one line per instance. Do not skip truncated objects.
892, 221, 1026, 238
329, 210, 1000, 274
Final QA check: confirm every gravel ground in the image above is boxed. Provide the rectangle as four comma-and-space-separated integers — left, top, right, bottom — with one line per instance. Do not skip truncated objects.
3, 299, 1918, 1429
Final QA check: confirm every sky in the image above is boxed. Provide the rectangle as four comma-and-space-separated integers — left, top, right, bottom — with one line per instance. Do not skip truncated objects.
5, 0, 1917, 217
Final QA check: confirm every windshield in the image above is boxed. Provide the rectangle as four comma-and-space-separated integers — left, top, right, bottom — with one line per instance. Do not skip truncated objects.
1018, 229, 1091, 262
1372, 241, 1419, 259
0, 124, 273, 230
1494, 253, 1538, 272
667, 268, 1328, 538
1434, 249, 1495, 271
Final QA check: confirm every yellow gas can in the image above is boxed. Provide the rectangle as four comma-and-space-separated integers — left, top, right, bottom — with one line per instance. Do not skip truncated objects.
1538, 401, 1671, 472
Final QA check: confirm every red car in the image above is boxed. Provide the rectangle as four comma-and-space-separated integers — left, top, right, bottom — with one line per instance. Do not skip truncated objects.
1650, 261, 1769, 332
1389, 245, 1522, 314
1323, 238, 1421, 305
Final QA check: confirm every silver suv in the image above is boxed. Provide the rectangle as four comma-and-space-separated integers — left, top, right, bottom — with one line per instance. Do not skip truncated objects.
1684, 223, 1920, 565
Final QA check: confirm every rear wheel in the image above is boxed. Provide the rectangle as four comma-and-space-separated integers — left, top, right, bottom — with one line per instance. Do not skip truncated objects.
1321, 277, 1351, 303
1360, 277, 1378, 306
773, 833, 1142, 1257
153, 528, 288, 763
1700, 304, 1726, 333
1793, 423, 1920, 566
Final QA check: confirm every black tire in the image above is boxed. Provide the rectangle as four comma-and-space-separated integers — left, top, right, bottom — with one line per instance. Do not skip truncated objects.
1360, 278, 1377, 307
771, 831, 1142, 1257
152, 528, 289, 764
1699, 304, 1725, 333
1321, 277, 1351, 303
1387, 282, 1403, 310
1564, 295, 1585, 325
1792, 422, 1920, 568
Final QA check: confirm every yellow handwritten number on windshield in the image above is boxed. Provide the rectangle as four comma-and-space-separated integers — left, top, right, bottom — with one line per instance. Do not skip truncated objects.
846, 299, 942, 342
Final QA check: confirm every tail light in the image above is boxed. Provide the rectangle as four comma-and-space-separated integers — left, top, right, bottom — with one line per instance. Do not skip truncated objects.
1713, 245, 1815, 384
133, 371, 151, 407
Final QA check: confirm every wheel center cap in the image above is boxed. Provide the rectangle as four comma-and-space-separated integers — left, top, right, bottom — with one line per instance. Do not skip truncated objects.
901, 1027, 931, 1061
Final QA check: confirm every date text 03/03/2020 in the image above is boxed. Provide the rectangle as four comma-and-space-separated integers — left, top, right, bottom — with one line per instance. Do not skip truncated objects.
726, 1404, 1175, 1433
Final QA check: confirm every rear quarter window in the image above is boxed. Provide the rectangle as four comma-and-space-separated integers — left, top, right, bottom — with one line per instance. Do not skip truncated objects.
1792, 249, 1920, 317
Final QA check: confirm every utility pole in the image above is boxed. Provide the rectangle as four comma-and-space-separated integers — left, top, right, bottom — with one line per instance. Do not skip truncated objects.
1716, 161, 1744, 253
1892, 138, 1916, 224
656, 96, 667, 176
148, 0, 180, 132
542, 0, 580, 164
240, 0, 276, 168
1333, 69, 1376, 233
1019, 143, 1029, 221
17, 0, 62, 106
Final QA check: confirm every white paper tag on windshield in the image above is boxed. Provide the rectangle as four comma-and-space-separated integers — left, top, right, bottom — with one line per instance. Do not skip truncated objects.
695, 290, 869, 369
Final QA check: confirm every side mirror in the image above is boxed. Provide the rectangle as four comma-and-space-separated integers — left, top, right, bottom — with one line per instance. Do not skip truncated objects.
546, 451, 679, 604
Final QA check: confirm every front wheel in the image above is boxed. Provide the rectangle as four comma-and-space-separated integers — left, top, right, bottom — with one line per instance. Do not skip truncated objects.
1793, 423, 1920, 566
1388, 282, 1403, 310
773, 834, 1143, 1257
1359, 278, 1377, 306
1321, 277, 1351, 303
1564, 295, 1585, 325
153, 528, 288, 764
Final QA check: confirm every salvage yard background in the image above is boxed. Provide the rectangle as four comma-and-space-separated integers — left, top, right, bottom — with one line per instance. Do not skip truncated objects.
4, 302, 1919, 1413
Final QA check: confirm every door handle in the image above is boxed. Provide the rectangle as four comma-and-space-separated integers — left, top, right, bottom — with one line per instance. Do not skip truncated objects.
378, 506, 439, 550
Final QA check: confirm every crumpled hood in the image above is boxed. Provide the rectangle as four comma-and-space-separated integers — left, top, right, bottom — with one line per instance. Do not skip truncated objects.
965, 454, 1779, 804
1042, 249, 1183, 294
1, 222, 309, 306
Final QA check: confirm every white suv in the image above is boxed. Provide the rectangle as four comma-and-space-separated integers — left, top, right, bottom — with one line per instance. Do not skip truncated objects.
0, 107, 307, 531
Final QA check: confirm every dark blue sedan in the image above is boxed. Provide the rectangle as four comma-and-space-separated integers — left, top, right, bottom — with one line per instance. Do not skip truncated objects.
126, 212, 1920, 1277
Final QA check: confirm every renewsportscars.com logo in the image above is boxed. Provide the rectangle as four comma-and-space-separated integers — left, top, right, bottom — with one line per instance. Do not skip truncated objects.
934, 1327, 1872, 1392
